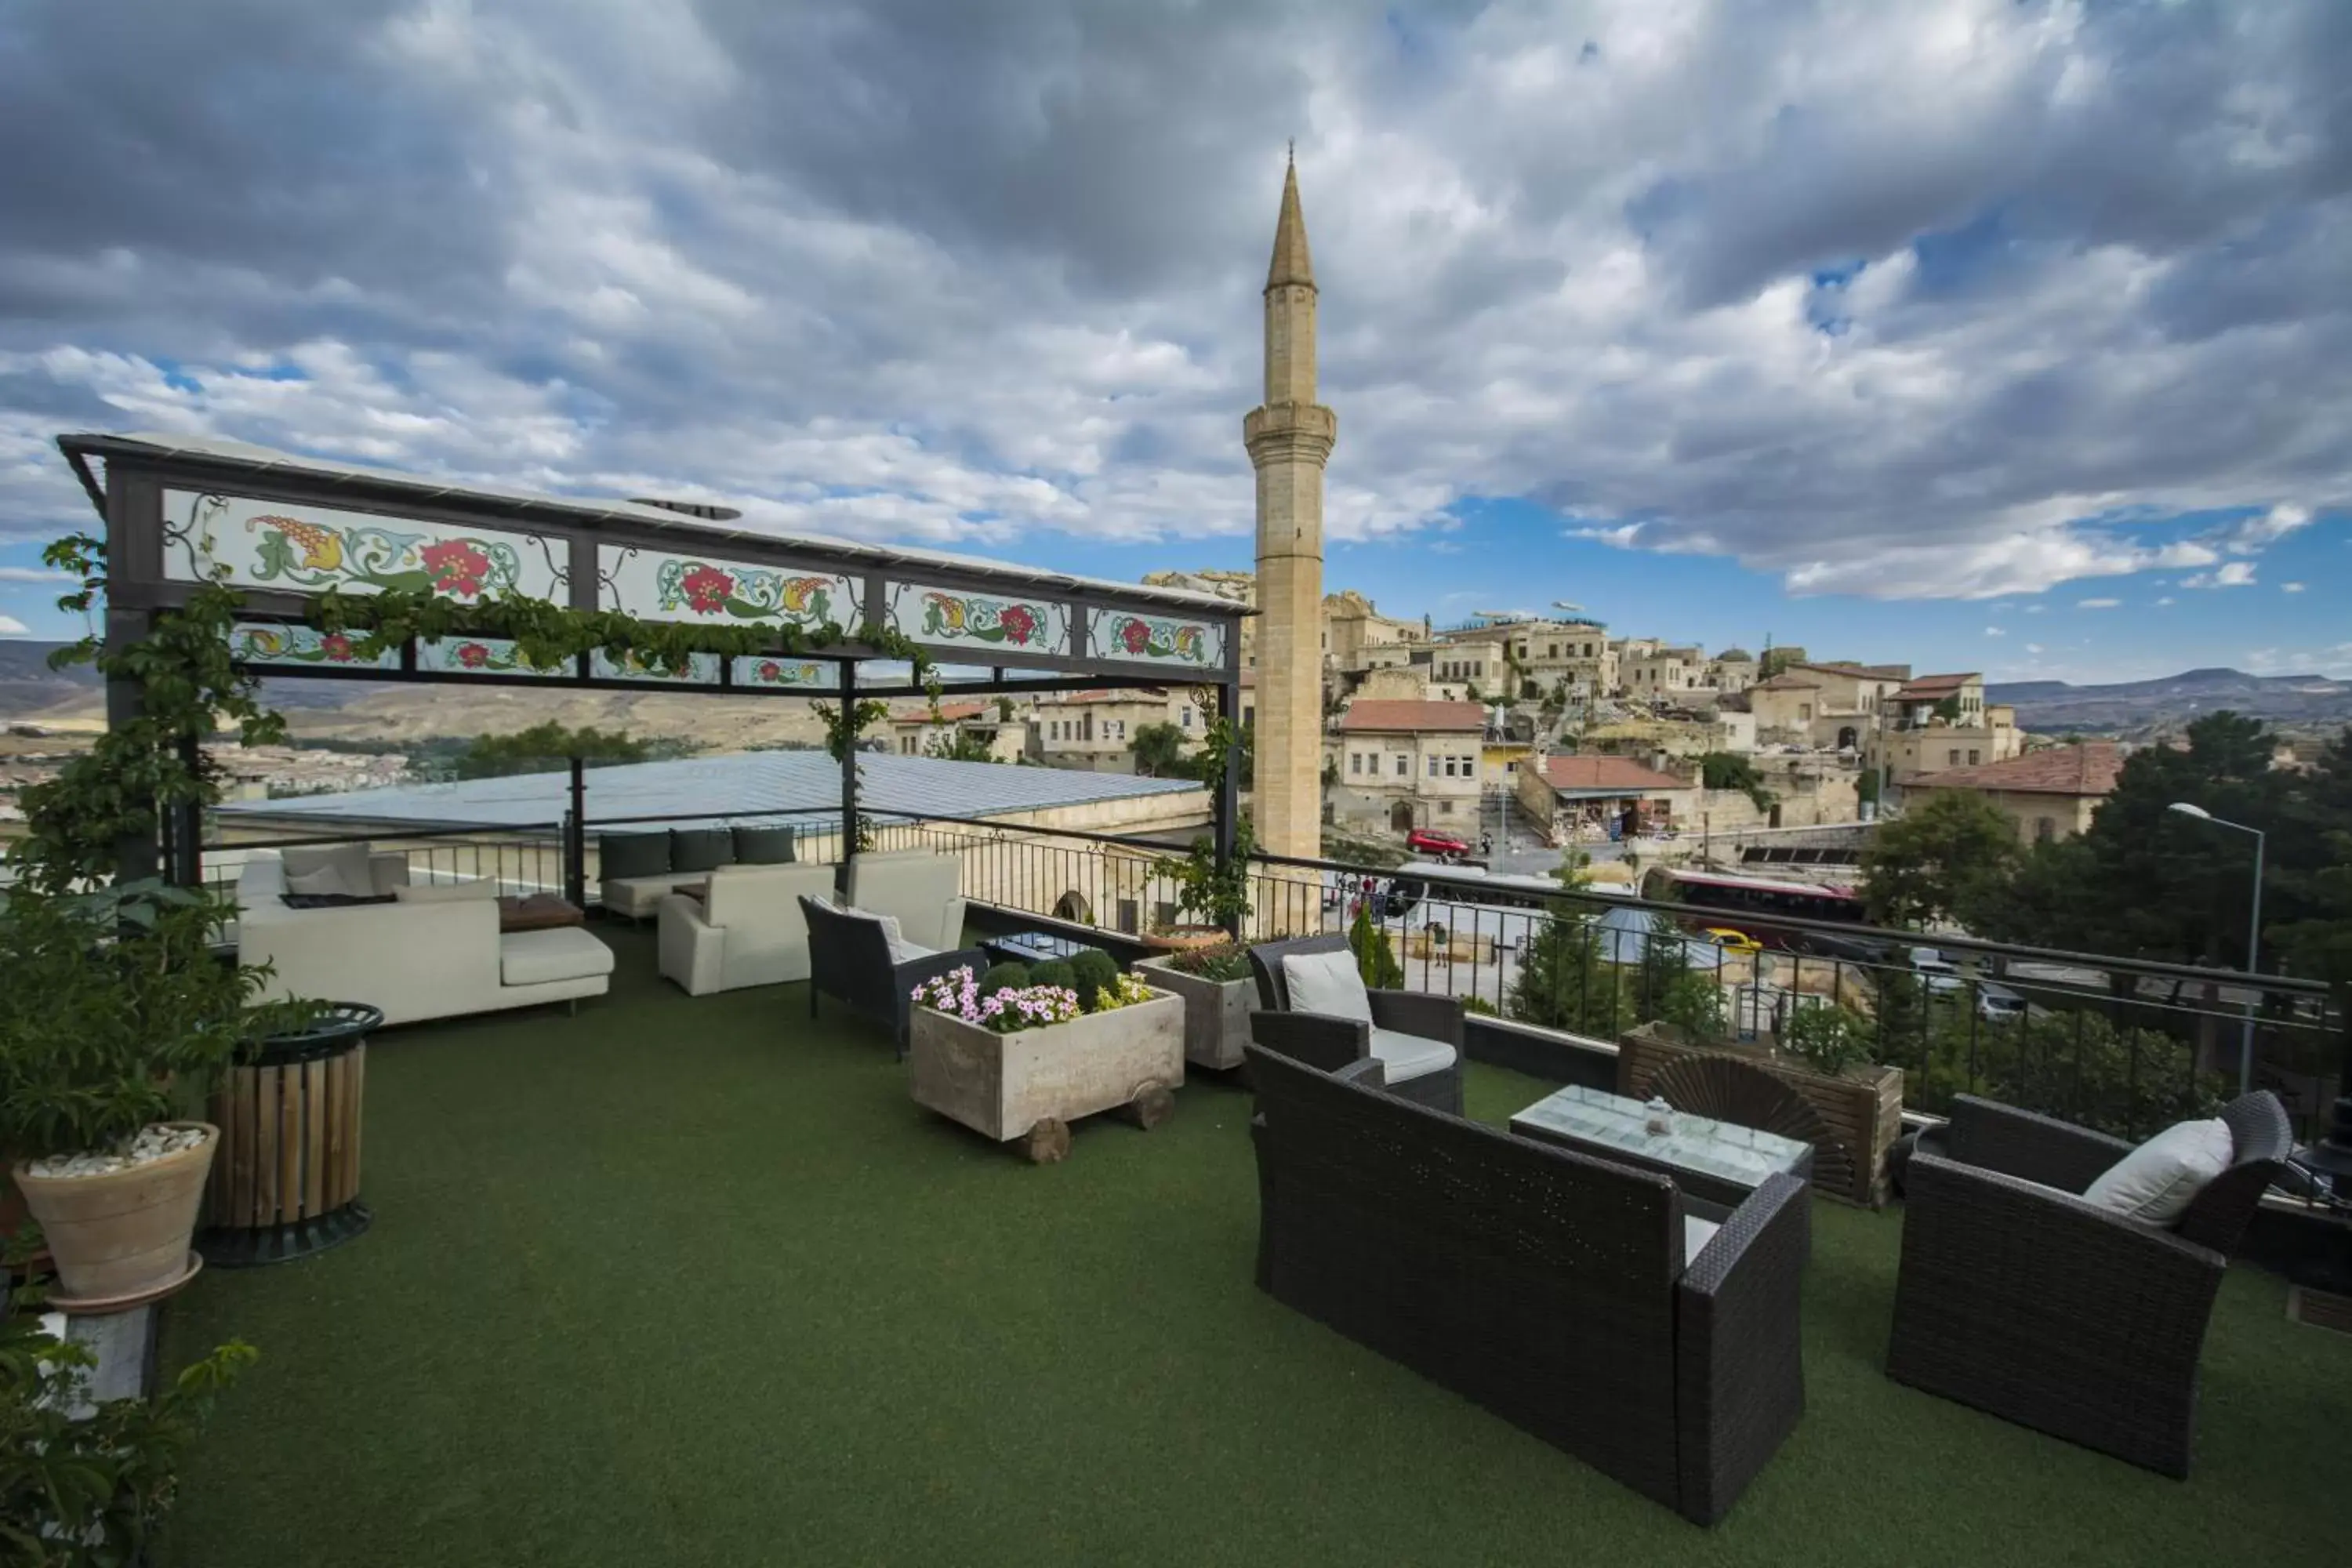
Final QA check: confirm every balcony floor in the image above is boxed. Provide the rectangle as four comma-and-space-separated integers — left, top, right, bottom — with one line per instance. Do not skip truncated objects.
162, 927, 2342, 1566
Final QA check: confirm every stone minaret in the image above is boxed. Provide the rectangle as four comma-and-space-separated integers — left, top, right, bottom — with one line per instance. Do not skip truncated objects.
1244, 153, 1336, 862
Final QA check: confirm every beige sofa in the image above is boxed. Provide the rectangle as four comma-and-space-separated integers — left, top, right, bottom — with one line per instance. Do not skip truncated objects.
844, 850, 967, 953
237, 854, 614, 1025
657, 862, 838, 996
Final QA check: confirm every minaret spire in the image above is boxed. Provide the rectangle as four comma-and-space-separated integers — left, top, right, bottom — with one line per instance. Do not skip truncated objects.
1267, 154, 1316, 292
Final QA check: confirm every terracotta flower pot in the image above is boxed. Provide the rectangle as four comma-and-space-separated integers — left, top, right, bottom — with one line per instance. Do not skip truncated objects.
13, 1122, 217, 1302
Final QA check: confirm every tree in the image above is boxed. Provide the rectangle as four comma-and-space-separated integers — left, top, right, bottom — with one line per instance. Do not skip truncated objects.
452, 722, 650, 779
1189, 715, 1254, 789
1347, 899, 1404, 989
1759, 648, 1799, 681
816, 699, 890, 763
1857, 791, 2020, 928
1699, 750, 1775, 811
924, 728, 1002, 764
1131, 720, 1189, 778
1931, 695, 1963, 724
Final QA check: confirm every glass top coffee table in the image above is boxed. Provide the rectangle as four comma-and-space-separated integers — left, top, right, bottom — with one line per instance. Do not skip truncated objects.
1510, 1085, 1813, 1207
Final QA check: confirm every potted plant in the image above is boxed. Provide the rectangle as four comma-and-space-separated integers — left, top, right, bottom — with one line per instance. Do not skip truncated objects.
1144, 821, 1254, 953
906, 962, 1185, 1163
1134, 941, 1257, 1070
0, 880, 292, 1306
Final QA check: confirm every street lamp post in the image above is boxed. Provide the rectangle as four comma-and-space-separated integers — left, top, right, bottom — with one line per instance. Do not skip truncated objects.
2169, 802, 2265, 1094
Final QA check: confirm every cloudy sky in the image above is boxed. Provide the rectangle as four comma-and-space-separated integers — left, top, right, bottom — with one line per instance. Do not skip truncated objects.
2, 0, 2347, 681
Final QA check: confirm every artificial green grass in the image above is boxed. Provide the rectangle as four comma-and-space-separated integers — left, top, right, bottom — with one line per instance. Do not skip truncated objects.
160, 928, 2345, 1567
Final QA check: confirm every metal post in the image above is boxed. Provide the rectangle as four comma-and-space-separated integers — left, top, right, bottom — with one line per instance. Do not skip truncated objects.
1214, 680, 1243, 937
172, 734, 204, 889
104, 606, 159, 885
565, 757, 587, 908
839, 662, 859, 893
2241, 828, 2263, 1095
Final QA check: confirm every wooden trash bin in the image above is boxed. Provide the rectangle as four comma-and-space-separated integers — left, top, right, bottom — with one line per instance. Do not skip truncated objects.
199, 1003, 381, 1266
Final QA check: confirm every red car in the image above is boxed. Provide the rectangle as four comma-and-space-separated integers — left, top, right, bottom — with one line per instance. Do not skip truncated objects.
1405, 828, 1471, 858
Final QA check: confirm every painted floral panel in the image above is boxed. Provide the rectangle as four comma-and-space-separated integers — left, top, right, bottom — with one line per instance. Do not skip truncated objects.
732, 656, 837, 690
884, 581, 1067, 655
599, 546, 858, 631
588, 648, 722, 684
416, 637, 572, 678
228, 622, 401, 671
166, 492, 564, 601
1087, 612, 1225, 668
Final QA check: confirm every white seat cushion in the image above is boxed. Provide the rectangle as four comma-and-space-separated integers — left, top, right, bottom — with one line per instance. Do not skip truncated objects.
282, 843, 374, 898
2082, 1117, 2234, 1225
891, 937, 938, 964
1367, 1027, 1454, 1083
1284, 949, 1374, 1024
1683, 1215, 1720, 1267
394, 880, 500, 904
500, 928, 615, 986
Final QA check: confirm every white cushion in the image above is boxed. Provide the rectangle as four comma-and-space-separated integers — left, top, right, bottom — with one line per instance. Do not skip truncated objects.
2083, 1118, 2234, 1225
394, 880, 500, 904
282, 843, 373, 898
1367, 1027, 1455, 1083
1683, 1215, 1720, 1267
500, 928, 615, 987
1284, 949, 1374, 1025
285, 866, 359, 897
891, 937, 938, 964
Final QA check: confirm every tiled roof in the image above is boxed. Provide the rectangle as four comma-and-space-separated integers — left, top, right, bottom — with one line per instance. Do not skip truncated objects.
1338, 699, 1487, 733
1043, 688, 1168, 706
1907, 742, 2123, 797
892, 702, 989, 724
1749, 673, 1822, 691
1893, 672, 1977, 699
1535, 755, 1688, 793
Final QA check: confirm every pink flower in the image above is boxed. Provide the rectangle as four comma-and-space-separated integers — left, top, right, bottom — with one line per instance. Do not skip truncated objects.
997, 605, 1036, 645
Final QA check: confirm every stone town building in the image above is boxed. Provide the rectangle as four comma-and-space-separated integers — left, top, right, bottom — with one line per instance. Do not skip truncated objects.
1623, 644, 1710, 700
886, 701, 1029, 764
1709, 648, 1759, 694
1896, 742, 2123, 843
1514, 753, 1698, 841
1886, 672, 1987, 728
1746, 661, 1911, 749
1865, 702, 2021, 781
1328, 699, 1486, 834
1033, 689, 1200, 774
1323, 589, 1422, 674
1243, 155, 1336, 860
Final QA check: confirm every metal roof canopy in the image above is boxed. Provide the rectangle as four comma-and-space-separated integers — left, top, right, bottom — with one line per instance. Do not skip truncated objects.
59, 430, 1247, 893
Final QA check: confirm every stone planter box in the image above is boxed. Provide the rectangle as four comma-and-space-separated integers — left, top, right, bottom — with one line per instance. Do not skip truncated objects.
1134, 959, 1254, 1071
1616, 1024, 1905, 1207
909, 991, 1186, 1162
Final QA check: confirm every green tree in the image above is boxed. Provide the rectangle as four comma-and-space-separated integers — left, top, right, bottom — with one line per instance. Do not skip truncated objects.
1858, 791, 2020, 928
452, 722, 651, 779
816, 698, 890, 763
1131, 720, 1189, 778
1931, 695, 1963, 723
1189, 715, 1254, 789
1347, 900, 1404, 989
1699, 750, 1775, 811
924, 728, 1003, 764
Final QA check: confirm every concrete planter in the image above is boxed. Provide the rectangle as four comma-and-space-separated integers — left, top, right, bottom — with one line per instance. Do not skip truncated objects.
909, 991, 1185, 1162
14, 1121, 217, 1305
1134, 959, 1254, 1070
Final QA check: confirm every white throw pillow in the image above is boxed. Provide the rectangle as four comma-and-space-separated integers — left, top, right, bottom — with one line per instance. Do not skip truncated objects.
2082, 1118, 2234, 1225
393, 880, 500, 904
281, 843, 373, 898
285, 866, 360, 898
1283, 949, 1374, 1024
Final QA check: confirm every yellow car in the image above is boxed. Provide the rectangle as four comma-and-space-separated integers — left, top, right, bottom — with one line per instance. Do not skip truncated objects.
1703, 927, 1764, 955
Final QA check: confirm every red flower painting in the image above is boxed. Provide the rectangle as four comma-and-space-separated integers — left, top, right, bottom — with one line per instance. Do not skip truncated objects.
419, 539, 492, 598
996, 604, 1036, 645
680, 564, 735, 615
319, 633, 354, 663
757, 660, 783, 682
456, 642, 492, 669
1120, 618, 1151, 655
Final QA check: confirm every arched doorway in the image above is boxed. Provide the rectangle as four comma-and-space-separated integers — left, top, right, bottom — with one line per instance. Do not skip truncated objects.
1052, 891, 1091, 924
1390, 800, 1414, 833
1836, 725, 1858, 750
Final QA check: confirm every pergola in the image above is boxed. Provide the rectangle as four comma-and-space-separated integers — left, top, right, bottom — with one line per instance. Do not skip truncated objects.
55, 431, 1247, 891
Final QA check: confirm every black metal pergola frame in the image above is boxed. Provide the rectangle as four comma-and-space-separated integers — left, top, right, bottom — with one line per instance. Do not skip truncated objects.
56, 431, 1247, 892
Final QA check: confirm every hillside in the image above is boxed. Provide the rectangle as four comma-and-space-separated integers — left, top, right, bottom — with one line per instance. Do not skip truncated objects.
0, 640, 102, 719
1989, 667, 2352, 732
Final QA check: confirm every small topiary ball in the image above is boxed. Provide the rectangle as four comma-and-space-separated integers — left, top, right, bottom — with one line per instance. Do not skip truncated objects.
1067, 949, 1120, 1010
978, 961, 1030, 997
1028, 958, 1077, 995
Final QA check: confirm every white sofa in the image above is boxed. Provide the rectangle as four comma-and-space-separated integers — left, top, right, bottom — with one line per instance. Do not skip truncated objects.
657, 862, 838, 996
236, 854, 614, 1025
844, 850, 967, 953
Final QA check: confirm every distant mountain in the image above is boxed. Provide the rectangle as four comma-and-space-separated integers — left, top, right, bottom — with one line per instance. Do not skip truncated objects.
1989, 667, 2352, 733
0, 640, 102, 717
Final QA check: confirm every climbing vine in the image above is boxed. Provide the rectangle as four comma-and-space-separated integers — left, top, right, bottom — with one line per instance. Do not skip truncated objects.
13, 532, 940, 887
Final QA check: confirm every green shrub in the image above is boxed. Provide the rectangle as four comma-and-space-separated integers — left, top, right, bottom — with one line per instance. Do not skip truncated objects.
1028, 958, 1077, 994
1067, 949, 1120, 1011
1169, 942, 1254, 982
1462, 995, 1498, 1017
978, 961, 1030, 997
1347, 902, 1403, 989
1778, 1004, 1875, 1076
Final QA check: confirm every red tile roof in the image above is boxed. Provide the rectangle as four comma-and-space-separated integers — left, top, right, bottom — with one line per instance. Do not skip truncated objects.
1337, 699, 1487, 733
1749, 673, 1822, 691
892, 702, 989, 724
1908, 742, 2123, 797
1535, 755, 1688, 793
1893, 672, 1978, 699
1045, 688, 1169, 706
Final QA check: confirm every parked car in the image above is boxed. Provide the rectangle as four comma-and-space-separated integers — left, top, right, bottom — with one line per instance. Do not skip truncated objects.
1703, 927, 1764, 955
1976, 982, 2028, 1022
1910, 947, 1965, 996
1406, 829, 1471, 858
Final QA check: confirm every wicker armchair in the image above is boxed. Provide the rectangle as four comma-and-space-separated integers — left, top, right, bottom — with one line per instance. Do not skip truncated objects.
1886, 1091, 2291, 1476
1247, 1044, 1809, 1525
800, 897, 984, 1059
1246, 933, 1465, 1115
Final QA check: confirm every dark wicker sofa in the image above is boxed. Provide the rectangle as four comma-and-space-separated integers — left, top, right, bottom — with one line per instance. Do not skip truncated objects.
1886, 1091, 2290, 1476
1246, 1043, 1810, 1526
800, 897, 984, 1058
1247, 933, 1466, 1115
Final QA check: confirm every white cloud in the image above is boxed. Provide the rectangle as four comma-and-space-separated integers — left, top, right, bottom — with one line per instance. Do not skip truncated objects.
1570, 523, 1646, 549
2225, 504, 2314, 554
0, 614, 29, 635
2183, 561, 2259, 588
1984, 626, 2005, 637
0, 567, 74, 583
2025, 642, 2045, 653
2155, 595, 2176, 605
2077, 597, 2122, 608
2024, 604, 2045, 614
2283, 581, 2307, 593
